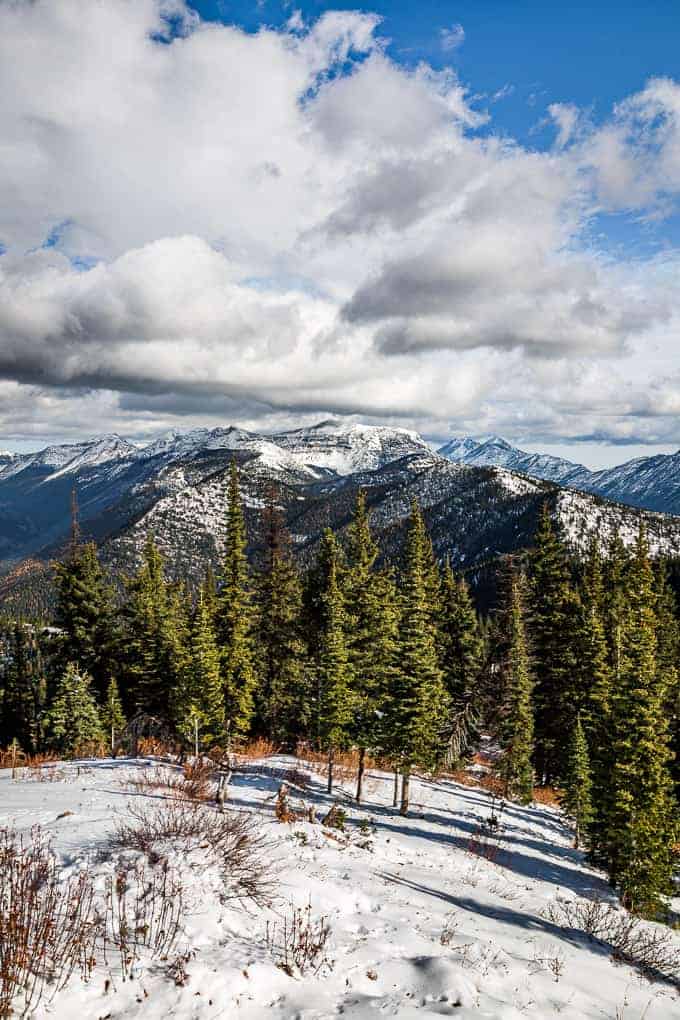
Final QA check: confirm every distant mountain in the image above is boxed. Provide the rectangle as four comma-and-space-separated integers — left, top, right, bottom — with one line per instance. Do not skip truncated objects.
3, 420, 680, 618
438, 435, 680, 515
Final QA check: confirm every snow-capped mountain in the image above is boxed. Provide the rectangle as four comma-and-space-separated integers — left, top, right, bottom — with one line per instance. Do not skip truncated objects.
3, 420, 680, 617
439, 434, 680, 514
438, 436, 589, 486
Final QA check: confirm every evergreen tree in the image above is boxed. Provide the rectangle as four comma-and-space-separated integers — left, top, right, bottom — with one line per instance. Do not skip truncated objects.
438, 560, 484, 762
345, 491, 400, 801
256, 492, 310, 747
654, 562, 680, 797
316, 530, 353, 794
528, 503, 579, 783
172, 593, 224, 753
44, 663, 104, 755
120, 535, 188, 718
390, 501, 449, 815
54, 539, 118, 701
602, 527, 677, 915
0, 623, 46, 753
561, 713, 593, 849
100, 677, 126, 753
216, 462, 256, 745
498, 571, 534, 805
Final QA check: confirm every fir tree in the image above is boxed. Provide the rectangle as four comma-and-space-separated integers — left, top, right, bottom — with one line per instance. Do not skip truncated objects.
438, 559, 484, 763
256, 492, 310, 747
172, 593, 224, 753
216, 461, 256, 745
44, 663, 104, 756
390, 501, 449, 815
54, 538, 118, 701
528, 503, 579, 783
654, 562, 680, 797
100, 678, 126, 753
316, 530, 353, 794
602, 527, 677, 915
498, 571, 534, 805
345, 491, 400, 801
0, 623, 46, 753
561, 713, 593, 849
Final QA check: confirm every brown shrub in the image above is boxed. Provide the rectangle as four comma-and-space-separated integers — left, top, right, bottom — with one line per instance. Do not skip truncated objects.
265, 901, 332, 976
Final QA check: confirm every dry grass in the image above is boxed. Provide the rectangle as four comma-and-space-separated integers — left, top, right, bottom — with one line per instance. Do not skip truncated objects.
126, 760, 216, 803
265, 901, 332, 976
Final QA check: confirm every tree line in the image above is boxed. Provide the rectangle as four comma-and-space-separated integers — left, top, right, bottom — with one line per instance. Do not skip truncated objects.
0, 463, 678, 917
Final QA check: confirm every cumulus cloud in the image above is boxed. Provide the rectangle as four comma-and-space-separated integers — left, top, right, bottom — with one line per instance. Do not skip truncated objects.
0, 0, 680, 452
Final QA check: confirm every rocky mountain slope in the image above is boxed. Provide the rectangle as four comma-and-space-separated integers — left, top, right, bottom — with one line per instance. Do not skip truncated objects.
2, 421, 680, 617
439, 435, 680, 514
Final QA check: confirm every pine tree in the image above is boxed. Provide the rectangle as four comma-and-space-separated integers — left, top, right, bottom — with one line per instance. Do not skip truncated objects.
498, 571, 534, 805
654, 562, 680, 797
44, 663, 104, 756
438, 559, 484, 763
100, 678, 126, 754
121, 535, 188, 718
345, 491, 400, 801
390, 501, 449, 815
602, 526, 677, 915
561, 713, 593, 849
0, 623, 46, 753
316, 530, 353, 794
256, 492, 310, 748
172, 593, 224, 753
528, 503, 580, 783
54, 538, 118, 701
216, 462, 256, 746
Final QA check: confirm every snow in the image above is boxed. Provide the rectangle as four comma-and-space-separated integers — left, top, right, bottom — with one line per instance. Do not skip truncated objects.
1, 756, 677, 1019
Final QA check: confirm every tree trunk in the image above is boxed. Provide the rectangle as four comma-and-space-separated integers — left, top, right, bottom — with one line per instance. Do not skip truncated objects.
392, 768, 399, 807
327, 746, 334, 795
356, 746, 366, 803
400, 766, 411, 816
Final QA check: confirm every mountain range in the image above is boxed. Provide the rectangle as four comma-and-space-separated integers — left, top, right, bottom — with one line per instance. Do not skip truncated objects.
1, 420, 680, 617
438, 435, 680, 514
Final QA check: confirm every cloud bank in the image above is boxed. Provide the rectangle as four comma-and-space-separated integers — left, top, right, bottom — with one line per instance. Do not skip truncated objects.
1, 0, 680, 451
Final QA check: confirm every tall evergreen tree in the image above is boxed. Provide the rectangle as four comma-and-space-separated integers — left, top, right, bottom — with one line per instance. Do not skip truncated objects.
438, 560, 484, 762
602, 527, 677, 915
0, 623, 46, 752
345, 491, 400, 801
255, 492, 310, 747
390, 501, 449, 815
54, 537, 118, 701
216, 462, 256, 745
498, 571, 534, 805
528, 504, 579, 783
561, 713, 593, 849
654, 562, 680, 797
44, 663, 104, 756
316, 530, 353, 794
120, 535, 188, 718
172, 593, 224, 752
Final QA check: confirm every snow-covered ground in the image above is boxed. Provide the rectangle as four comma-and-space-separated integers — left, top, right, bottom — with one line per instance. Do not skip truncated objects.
1, 756, 678, 1019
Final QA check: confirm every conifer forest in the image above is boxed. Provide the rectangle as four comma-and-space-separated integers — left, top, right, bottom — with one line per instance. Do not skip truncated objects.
1, 462, 678, 923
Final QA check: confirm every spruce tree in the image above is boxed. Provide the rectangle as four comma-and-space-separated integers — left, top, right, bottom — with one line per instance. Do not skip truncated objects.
654, 562, 680, 797
498, 571, 534, 805
100, 677, 126, 754
528, 503, 579, 783
172, 593, 224, 753
316, 530, 353, 794
0, 622, 46, 753
44, 663, 104, 756
54, 538, 118, 701
561, 713, 593, 849
345, 491, 400, 801
390, 501, 449, 815
216, 462, 256, 746
602, 527, 677, 915
438, 559, 484, 763
256, 492, 310, 748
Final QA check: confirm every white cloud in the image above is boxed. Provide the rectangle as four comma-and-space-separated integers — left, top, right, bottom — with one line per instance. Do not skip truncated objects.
440, 24, 465, 52
0, 1, 680, 453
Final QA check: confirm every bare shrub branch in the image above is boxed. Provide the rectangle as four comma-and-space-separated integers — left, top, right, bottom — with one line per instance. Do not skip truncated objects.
265, 901, 332, 976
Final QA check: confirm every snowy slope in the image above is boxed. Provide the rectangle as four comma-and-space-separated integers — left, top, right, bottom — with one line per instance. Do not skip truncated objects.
0, 756, 677, 1019
438, 437, 589, 486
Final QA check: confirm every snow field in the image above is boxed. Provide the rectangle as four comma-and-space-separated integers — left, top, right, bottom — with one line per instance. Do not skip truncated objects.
0, 756, 678, 1019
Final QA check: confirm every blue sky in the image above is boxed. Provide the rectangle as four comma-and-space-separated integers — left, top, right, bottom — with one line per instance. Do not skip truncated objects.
1, 0, 680, 466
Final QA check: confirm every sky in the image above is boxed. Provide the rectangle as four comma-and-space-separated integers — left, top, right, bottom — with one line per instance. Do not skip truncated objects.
1, 0, 680, 468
